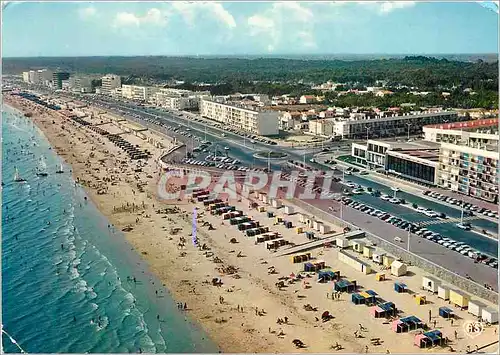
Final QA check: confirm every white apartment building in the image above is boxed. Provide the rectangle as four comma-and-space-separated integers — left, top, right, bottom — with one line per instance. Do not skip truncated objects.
69, 76, 93, 93
122, 85, 159, 102
333, 110, 460, 139
423, 118, 499, 203
156, 94, 197, 110
154, 88, 210, 110
200, 99, 279, 136
23, 69, 53, 85
101, 74, 121, 95
308, 118, 336, 137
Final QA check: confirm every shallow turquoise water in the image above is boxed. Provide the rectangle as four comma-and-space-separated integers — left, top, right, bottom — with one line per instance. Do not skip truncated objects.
2, 107, 219, 353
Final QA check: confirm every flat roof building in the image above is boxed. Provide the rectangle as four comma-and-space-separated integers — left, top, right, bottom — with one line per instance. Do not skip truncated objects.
424, 118, 499, 203
101, 74, 121, 96
52, 72, 70, 89
200, 99, 279, 136
122, 85, 159, 102
335, 110, 462, 139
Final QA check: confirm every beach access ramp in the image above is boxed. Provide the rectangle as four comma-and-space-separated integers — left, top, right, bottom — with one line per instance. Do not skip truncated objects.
274, 230, 365, 257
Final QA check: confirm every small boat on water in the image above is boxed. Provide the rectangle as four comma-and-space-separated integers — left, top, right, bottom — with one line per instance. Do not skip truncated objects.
36, 156, 49, 177
56, 163, 64, 174
224, 146, 230, 150
14, 167, 26, 182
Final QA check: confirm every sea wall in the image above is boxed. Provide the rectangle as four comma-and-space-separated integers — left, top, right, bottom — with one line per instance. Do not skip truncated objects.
290, 198, 498, 304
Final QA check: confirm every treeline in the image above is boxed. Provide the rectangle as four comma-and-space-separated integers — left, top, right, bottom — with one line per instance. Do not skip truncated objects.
325, 90, 498, 110
4, 56, 498, 90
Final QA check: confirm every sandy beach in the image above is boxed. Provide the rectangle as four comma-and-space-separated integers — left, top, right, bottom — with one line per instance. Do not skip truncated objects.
5, 94, 498, 354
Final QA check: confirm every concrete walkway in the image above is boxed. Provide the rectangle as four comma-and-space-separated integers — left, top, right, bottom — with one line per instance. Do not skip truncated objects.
275, 230, 365, 257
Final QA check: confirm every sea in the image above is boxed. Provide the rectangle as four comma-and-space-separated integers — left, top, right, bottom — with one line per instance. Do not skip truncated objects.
1, 106, 219, 353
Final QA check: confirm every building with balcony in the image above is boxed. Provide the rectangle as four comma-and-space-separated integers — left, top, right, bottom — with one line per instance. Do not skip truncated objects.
69, 76, 93, 93
101, 74, 121, 95
154, 88, 210, 110
52, 72, 70, 89
122, 85, 159, 102
334, 110, 461, 139
308, 118, 336, 137
200, 99, 279, 136
424, 118, 499, 203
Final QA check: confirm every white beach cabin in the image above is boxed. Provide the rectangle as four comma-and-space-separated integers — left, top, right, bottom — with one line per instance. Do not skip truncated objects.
422, 276, 441, 293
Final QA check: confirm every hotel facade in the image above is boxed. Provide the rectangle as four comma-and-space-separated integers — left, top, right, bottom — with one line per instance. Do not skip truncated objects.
423, 118, 499, 203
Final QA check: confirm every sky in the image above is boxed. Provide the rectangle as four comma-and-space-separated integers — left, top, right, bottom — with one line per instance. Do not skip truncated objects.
2, 1, 499, 57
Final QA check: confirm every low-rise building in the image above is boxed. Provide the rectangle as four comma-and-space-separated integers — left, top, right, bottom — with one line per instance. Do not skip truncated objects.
200, 99, 279, 136
308, 118, 336, 137
299, 95, 317, 104
334, 110, 461, 139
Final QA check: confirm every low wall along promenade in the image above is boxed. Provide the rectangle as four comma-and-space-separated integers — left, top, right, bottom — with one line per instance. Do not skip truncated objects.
291, 198, 498, 304
157, 154, 498, 304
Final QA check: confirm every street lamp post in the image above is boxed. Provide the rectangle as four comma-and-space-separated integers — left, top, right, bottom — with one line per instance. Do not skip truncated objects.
267, 150, 272, 172
407, 226, 411, 252
406, 122, 411, 141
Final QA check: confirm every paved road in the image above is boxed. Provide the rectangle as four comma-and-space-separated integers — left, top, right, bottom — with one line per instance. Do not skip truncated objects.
79, 98, 498, 290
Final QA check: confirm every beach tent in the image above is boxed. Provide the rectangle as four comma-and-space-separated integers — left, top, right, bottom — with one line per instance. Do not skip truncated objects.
481, 307, 499, 324
362, 290, 377, 304
400, 316, 424, 331
375, 273, 385, 281
414, 334, 432, 348
415, 295, 426, 305
334, 279, 357, 293
305, 231, 315, 240
379, 302, 397, 317
438, 286, 450, 301
438, 307, 454, 319
352, 293, 365, 305
371, 306, 385, 318
394, 282, 408, 293
304, 262, 315, 272
391, 261, 407, 277
318, 269, 340, 282
423, 330, 444, 346
468, 300, 487, 317
392, 320, 408, 333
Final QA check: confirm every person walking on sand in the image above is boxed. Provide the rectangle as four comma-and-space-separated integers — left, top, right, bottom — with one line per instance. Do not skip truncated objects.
428, 310, 432, 322
365, 345, 368, 353
454, 330, 458, 340
450, 318, 454, 326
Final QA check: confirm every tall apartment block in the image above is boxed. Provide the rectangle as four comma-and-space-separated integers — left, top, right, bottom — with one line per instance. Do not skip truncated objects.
424, 118, 499, 203
101, 74, 121, 95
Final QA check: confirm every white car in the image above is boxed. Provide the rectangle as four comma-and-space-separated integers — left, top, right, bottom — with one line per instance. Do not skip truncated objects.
394, 237, 402, 243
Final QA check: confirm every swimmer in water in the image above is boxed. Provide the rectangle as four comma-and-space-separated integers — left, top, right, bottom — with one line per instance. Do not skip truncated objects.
61, 243, 64, 250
